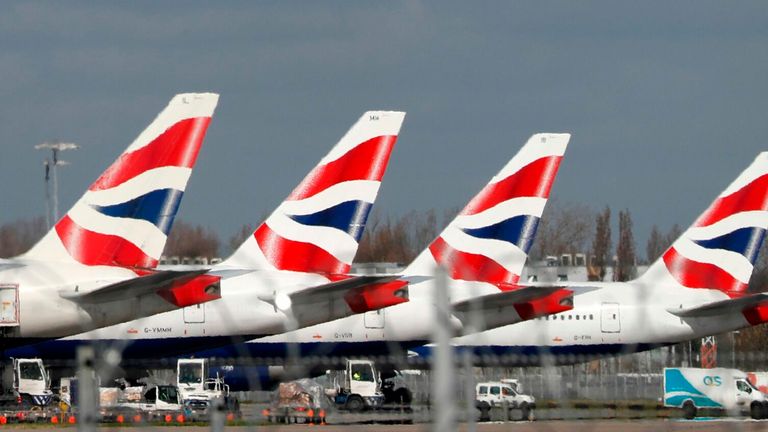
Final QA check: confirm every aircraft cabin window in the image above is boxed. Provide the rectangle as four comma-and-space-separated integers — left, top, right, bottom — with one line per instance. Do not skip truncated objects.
576, 315, 580, 320
590, 314, 594, 320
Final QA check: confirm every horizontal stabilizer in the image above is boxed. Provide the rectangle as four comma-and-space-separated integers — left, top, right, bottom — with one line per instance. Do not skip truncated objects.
452, 286, 573, 336
60, 269, 221, 307
271, 275, 409, 329
667, 293, 768, 318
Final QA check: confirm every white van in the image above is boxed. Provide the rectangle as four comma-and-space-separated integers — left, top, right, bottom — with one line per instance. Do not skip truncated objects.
476, 381, 535, 420
663, 367, 768, 419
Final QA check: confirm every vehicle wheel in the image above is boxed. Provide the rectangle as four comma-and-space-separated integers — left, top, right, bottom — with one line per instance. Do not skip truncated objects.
395, 388, 412, 406
345, 395, 365, 412
682, 401, 696, 420
477, 401, 491, 422
520, 403, 532, 421
751, 402, 762, 420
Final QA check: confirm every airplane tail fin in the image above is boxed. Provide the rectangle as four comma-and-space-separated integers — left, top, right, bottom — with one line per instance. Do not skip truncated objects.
639, 152, 768, 295
402, 133, 570, 287
221, 111, 405, 275
24, 93, 220, 268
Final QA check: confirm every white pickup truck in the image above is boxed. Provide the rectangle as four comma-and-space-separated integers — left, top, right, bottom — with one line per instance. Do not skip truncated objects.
476, 381, 535, 421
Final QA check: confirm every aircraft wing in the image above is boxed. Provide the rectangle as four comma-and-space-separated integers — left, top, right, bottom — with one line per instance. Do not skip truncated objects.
60, 269, 222, 307
452, 286, 573, 336
274, 275, 409, 329
667, 293, 768, 318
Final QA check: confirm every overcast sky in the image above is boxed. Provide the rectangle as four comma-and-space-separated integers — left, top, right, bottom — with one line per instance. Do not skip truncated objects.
1, 1, 767, 256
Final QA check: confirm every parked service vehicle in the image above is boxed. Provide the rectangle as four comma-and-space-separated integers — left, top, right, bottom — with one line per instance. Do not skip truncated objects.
176, 359, 240, 417
476, 381, 535, 421
98, 384, 185, 422
663, 367, 768, 419
0, 358, 53, 408
326, 359, 384, 412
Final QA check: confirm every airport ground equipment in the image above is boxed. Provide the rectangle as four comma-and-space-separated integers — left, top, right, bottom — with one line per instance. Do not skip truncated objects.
0, 358, 53, 408
98, 384, 185, 422
176, 358, 240, 418
264, 379, 328, 424
475, 380, 535, 421
326, 359, 384, 411
663, 367, 768, 419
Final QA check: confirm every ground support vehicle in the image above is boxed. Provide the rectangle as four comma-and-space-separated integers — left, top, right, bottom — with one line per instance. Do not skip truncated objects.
0, 358, 57, 422
663, 367, 768, 419
325, 359, 385, 412
263, 379, 328, 424
176, 359, 241, 420
98, 384, 187, 422
0, 358, 53, 408
475, 381, 536, 421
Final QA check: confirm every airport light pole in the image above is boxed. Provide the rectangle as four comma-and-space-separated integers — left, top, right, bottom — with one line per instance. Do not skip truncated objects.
35, 141, 78, 228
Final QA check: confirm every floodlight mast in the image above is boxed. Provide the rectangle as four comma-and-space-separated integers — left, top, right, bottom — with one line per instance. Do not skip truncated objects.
34, 141, 78, 228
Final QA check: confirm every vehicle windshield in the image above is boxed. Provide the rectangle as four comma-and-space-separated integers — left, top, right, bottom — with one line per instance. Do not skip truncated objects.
351, 364, 374, 382
158, 386, 179, 404
19, 363, 43, 380
178, 364, 203, 384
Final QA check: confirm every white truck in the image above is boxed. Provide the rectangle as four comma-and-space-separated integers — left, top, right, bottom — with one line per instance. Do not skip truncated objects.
0, 358, 53, 408
326, 359, 385, 412
476, 381, 536, 421
663, 367, 768, 419
176, 359, 240, 418
99, 384, 185, 422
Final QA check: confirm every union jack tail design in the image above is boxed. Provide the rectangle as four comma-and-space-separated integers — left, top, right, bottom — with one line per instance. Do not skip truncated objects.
640, 152, 768, 295
24, 93, 219, 269
403, 133, 570, 288
221, 111, 406, 275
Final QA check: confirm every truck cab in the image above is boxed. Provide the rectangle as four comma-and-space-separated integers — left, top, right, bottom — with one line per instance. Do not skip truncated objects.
328, 359, 384, 412
10, 358, 52, 407
142, 385, 182, 411
176, 358, 239, 416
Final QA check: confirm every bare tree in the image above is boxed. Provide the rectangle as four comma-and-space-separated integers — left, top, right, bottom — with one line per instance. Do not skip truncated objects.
588, 206, 611, 281
615, 209, 637, 282
0, 217, 47, 258
227, 223, 255, 255
646, 224, 665, 264
164, 220, 220, 259
529, 200, 594, 261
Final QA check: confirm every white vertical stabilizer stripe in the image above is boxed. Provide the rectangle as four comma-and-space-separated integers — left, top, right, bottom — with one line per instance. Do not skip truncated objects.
452, 197, 547, 229
83, 167, 192, 206
278, 180, 379, 216
674, 237, 753, 283
719, 152, 768, 197
67, 204, 166, 260
267, 214, 357, 265
126, 93, 219, 152
441, 227, 528, 274
320, 111, 405, 164
491, 133, 569, 184
685, 211, 768, 241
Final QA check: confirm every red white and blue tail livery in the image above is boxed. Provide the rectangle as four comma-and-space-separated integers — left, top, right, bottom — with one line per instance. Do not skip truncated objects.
25, 93, 219, 270
223, 111, 405, 275
404, 133, 570, 288
0, 93, 221, 343
640, 152, 768, 295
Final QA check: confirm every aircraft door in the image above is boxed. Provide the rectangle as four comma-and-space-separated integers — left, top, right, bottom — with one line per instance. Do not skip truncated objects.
364, 309, 385, 329
0, 284, 19, 325
600, 302, 620, 333
183, 303, 205, 323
